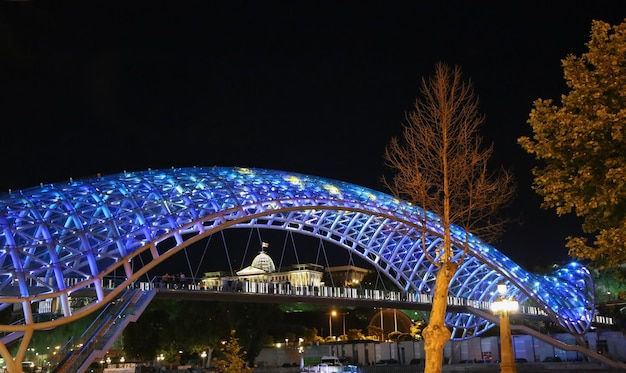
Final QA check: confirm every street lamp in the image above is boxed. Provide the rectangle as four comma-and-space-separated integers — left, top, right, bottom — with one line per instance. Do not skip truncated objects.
329, 310, 337, 338
201, 351, 207, 368
328, 310, 349, 339
490, 282, 519, 373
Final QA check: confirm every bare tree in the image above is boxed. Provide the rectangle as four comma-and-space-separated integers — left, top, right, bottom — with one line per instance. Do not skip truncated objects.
383, 63, 515, 373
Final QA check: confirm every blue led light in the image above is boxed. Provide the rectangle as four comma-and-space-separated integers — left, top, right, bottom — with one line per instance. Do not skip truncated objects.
0, 167, 595, 338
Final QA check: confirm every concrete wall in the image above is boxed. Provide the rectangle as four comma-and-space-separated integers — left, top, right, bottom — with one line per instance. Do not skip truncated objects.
255, 340, 425, 367
254, 330, 626, 368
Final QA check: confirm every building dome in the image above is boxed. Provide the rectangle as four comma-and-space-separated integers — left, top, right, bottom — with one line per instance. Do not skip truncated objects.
251, 250, 276, 273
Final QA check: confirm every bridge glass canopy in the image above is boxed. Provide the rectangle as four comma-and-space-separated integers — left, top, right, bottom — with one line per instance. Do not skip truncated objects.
0, 167, 595, 339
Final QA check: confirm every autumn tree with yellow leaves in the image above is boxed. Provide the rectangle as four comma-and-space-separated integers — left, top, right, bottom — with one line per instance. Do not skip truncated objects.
519, 19, 626, 269
210, 329, 252, 373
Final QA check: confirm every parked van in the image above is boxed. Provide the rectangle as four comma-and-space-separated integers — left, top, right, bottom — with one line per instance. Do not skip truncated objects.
302, 356, 345, 372
320, 356, 341, 366
21, 361, 35, 373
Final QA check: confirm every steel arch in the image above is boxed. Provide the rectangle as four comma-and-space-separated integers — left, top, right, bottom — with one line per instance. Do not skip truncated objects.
0, 167, 595, 339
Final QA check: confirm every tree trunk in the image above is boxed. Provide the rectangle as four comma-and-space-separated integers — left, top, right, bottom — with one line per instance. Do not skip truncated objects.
422, 260, 457, 373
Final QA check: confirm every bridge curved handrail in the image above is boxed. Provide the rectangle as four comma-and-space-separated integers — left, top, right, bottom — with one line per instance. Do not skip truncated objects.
142, 280, 612, 327
0, 167, 595, 339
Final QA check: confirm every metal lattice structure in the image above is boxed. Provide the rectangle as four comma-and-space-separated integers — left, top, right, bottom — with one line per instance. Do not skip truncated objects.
0, 167, 595, 340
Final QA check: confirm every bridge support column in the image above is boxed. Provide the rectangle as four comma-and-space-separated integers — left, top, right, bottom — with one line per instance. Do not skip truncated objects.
0, 328, 33, 373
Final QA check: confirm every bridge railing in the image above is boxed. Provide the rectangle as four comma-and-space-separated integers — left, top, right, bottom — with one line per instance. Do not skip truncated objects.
131, 278, 612, 326
42, 275, 613, 327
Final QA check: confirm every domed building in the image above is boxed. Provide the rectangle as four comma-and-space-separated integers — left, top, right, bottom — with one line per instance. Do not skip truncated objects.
249, 247, 276, 273
200, 242, 325, 291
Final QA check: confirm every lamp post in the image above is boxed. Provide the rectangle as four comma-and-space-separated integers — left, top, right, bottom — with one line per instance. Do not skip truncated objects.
379, 308, 385, 341
490, 282, 519, 373
201, 351, 207, 368
329, 310, 337, 338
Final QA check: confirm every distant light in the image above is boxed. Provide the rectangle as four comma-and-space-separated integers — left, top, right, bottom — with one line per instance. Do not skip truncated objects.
497, 282, 507, 296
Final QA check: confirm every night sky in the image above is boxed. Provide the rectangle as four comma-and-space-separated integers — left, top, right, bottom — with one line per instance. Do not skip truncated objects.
2, 1, 626, 270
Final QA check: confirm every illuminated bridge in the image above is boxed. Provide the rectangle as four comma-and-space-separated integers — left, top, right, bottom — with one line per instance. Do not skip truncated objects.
0, 167, 598, 369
